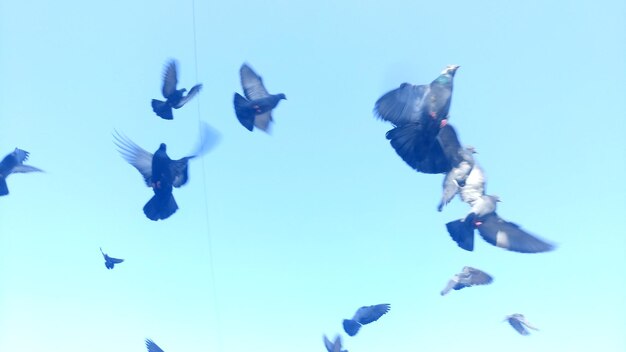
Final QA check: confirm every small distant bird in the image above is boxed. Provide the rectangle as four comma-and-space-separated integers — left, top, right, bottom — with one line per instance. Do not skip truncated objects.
342, 303, 390, 336
0, 148, 43, 196
440, 266, 493, 296
145, 339, 164, 352
151, 59, 203, 120
114, 122, 219, 220
233, 63, 286, 132
504, 314, 539, 335
323, 335, 348, 352
100, 247, 124, 269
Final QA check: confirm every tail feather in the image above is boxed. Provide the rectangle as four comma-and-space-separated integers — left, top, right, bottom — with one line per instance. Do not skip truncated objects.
445, 219, 475, 251
143, 193, 178, 221
233, 93, 255, 131
151, 99, 173, 120
342, 319, 361, 336
0, 178, 8, 196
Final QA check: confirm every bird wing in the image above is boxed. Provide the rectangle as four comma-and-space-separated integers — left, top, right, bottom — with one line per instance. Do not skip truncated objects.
476, 213, 555, 253
188, 122, 221, 158
385, 122, 447, 173
323, 335, 334, 352
176, 83, 203, 108
464, 267, 493, 286
145, 339, 165, 352
170, 158, 190, 188
161, 60, 178, 97
458, 164, 485, 206
440, 277, 459, 295
436, 124, 464, 167
438, 172, 460, 211
374, 83, 428, 126
521, 318, 539, 331
240, 63, 269, 100
113, 131, 153, 186
508, 318, 529, 335
254, 112, 273, 132
354, 303, 390, 324
10, 164, 43, 174
107, 256, 124, 264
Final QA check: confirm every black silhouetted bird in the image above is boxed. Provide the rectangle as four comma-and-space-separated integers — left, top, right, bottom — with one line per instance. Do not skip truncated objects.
233, 63, 286, 132
323, 335, 348, 352
151, 59, 202, 120
0, 148, 43, 196
504, 314, 539, 335
440, 266, 493, 296
100, 247, 124, 269
375, 65, 460, 167
145, 339, 164, 352
342, 303, 390, 336
114, 122, 219, 221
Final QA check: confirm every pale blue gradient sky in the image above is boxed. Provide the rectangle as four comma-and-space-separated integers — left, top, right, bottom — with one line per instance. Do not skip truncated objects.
1, 0, 625, 351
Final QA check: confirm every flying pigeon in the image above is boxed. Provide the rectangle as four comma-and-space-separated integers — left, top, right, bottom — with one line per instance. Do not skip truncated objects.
323, 335, 348, 352
114, 122, 219, 220
504, 314, 539, 335
233, 63, 286, 132
0, 148, 43, 196
151, 59, 203, 120
145, 339, 164, 352
440, 266, 493, 296
100, 247, 124, 269
375, 65, 460, 166
342, 303, 390, 336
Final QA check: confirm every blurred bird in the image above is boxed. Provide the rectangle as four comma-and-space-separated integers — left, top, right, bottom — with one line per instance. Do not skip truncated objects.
151, 59, 203, 120
342, 303, 390, 336
0, 148, 43, 196
323, 335, 348, 352
504, 314, 539, 335
440, 266, 493, 296
375, 65, 460, 165
233, 63, 286, 132
99, 247, 124, 270
145, 339, 164, 352
114, 122, 219, 220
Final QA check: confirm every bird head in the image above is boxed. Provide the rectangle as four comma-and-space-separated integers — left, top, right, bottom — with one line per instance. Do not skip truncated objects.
441, 65, 460, 76
489, 195, 501, 202
181, 88, 187, 93
465, 146, 477, 154
159, 143, 167, 151
277, 93, 287, 101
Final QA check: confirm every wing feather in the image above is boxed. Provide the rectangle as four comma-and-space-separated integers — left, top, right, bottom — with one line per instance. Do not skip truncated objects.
240, 64, 269, 100
113, 131, 153, 186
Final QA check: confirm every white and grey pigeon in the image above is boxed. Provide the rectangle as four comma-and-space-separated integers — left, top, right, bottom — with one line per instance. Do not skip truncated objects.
440, 266, 493, 296
342, 303, 390, 336
0, 148, 43, 196
145, 338, 164, 352
99, 247, 124, 270
151, 59, 203, 120
504, 314, 539, 335
323, 335, 348, 352
233, 63, 286, 132
437, 145, 476, 212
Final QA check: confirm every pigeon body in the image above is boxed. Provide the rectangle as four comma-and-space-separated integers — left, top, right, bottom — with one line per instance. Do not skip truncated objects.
233, 63, 286, 132
440, 266, 493, 295
151, 59, 202, 120
0, 148, 43, 196
100, 248, 124, 269
114, 123, 219, 220
323, 335, 347, 352
145, 339, 164, 352
342, 303, 390, 336
438, 146, 476, 211
505, 314, 539, 335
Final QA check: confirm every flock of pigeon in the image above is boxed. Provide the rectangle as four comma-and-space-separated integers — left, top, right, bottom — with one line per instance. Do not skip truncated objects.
1, 61, 554, 351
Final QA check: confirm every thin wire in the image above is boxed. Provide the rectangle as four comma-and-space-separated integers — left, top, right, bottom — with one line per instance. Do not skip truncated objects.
191, 0, 223, 350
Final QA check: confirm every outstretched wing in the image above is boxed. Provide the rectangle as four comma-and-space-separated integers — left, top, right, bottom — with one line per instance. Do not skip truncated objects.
108, 256, 124, 264
440, 278, 459, 296
464, 267, 493, 286
162, 60, 178, 98
145, 339, 165, 352
113, 131, 153, 186
476, 213, 555, 253
240, 63, 269, 100
11, 165, 43, 173
374, 83, 428, 126
354, 303, 390, 324
177, 83, 203, 107
508, 318, 529, 335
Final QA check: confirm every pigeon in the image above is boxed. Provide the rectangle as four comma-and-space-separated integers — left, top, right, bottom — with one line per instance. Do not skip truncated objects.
375, 65, 460, 166
440, 266, 493, 296
0, 148, 43, 196
151, 59, 203, 120
323, 335, 348, 352
437, 145, 476, 211
233, 63, 286, 132
114, 122, 219, 220
504, 314, 539, 335
342, 303, 390, 336
100, 247, 124, 269
145, 339, 164, 352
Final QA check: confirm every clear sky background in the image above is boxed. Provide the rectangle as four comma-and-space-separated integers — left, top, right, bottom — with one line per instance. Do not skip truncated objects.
1, 0, 625, 351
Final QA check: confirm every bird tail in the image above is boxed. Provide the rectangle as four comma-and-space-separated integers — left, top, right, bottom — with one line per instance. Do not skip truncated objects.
143, 193, 178, 221
385, 123, 439, 171
0, 177, 8, 196
151, 99, 174, 120
233, 93, 255, 131
445, 219, 475, 251
342, 319, 361, 336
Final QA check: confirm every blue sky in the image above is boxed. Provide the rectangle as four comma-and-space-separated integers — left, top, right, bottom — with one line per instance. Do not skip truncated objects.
1, 0, 625, 351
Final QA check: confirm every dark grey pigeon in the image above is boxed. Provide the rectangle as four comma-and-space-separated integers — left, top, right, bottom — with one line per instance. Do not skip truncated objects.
375, 65, 460, 166
114, 122, 219, 220
100, 247, 123, 270
0, 148, 43, 196
145, 339, 164, 352
323, 335, 348, 352
505, 314, 539, 335
151, 59, 202, 120
233, 63, 286, 132
342, 303, 390, 336
440, 266, 493, 296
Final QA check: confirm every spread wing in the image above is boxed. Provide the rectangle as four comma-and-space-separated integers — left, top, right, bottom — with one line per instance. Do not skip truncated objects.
176, 83, 203, 107
113, 131, 153, 186
107, 256, 124, 264
464, 267, 493, 286
11, 165, 43, 174
170, 158, 190, 188
508, 318, 529, 335
240, 63, 269, 100
254, 112, 273, 132
162, 60, 178, 98
440, 277, 459, 296
374, 83, 429, 126
145, 339, 165, 352
354, 303, 390, 325
477, 213, 555, 253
